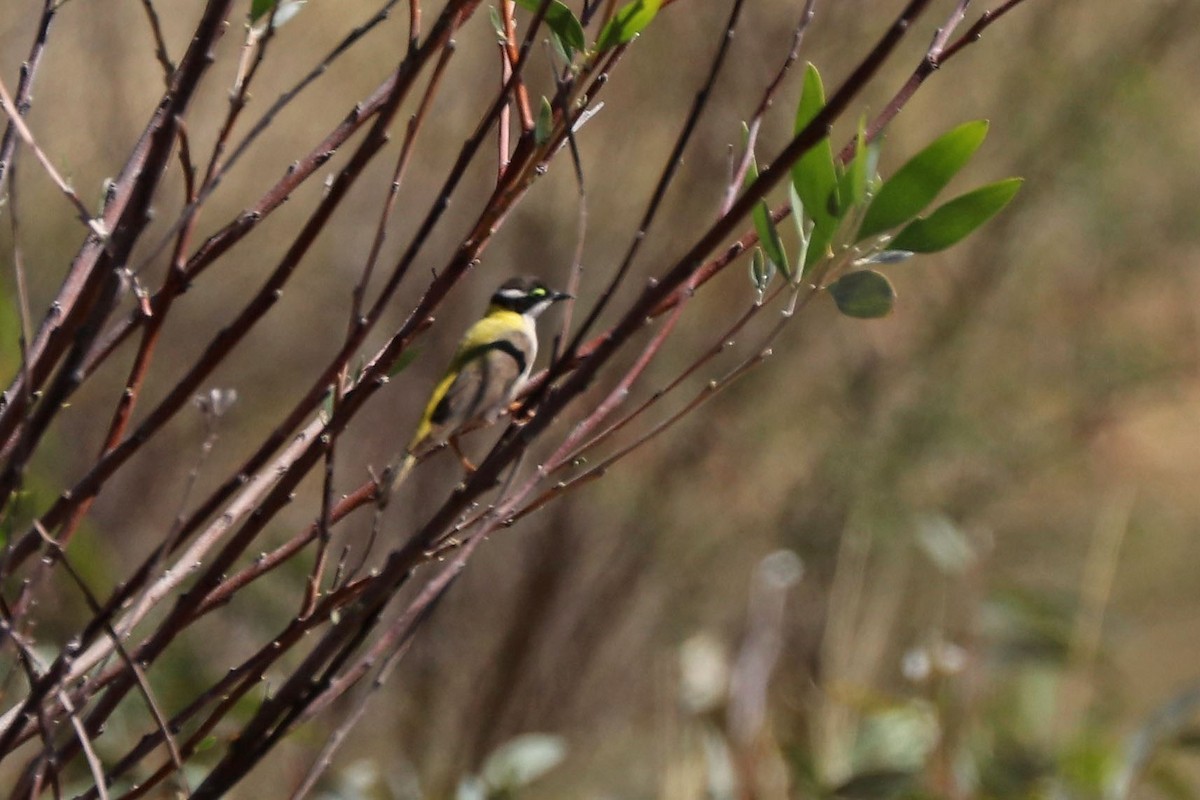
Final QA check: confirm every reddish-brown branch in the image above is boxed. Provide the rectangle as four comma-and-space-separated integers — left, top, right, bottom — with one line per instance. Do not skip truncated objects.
0, 0, 478, 762
720, 0, 816, 217
179, 5, 934, 793
0, 0, 1037, 785
81, 0, 416, 381
500, 0, 535, 132
839, 0, 1032, 162
1, 6, 467, 579
0, 0, 236, 463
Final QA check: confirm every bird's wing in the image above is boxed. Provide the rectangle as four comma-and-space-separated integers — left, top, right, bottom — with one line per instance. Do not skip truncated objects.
407, 313, 534, 454
435, 340, 527, 424
409, 343, 528, 455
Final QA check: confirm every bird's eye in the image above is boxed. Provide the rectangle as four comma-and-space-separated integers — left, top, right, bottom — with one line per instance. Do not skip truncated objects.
531, 287, 547, 297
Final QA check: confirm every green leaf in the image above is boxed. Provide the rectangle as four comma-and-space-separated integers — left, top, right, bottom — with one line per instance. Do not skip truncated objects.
792, 64, 840, 271
749, 247, 775, 297
319, 386, 334, 424
792, 66, 840, 278
828, 270, 895, 319
388, 347, 422, 378
250, 0, 305, 28
890, 177, 1022, 252
742, 128, 789, 280
514, 0, 586, 55
788, 182, 810, 277
596, 0, 662, 52
250, 0, 275, 21
805, 223, 836, 276
489, 6, 506, 41
535, 97, 554, 146
857, 119, 990, 241
837, 116, 869, 211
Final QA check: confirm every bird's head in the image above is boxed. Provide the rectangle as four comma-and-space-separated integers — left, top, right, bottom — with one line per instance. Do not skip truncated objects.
490, 276, 572, 318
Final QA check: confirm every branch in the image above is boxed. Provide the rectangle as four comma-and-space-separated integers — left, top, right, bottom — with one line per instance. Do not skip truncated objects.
0, 0, 55, 191
0, 75, 105, 237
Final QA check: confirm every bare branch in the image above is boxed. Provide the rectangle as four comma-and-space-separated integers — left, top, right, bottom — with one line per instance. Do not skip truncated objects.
138, 0, 176, 83
0, 75, 105, 238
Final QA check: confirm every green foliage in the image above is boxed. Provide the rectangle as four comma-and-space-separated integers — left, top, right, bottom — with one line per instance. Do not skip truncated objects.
749, 248, 775, 300
792, 64, 840, 272
891, 178, 1024, 252
514, 0, 586, 58
249, 0, 306, 28
856, 120, 990, 241
743, 125, 790, 282
250, 0, 275, 20
760, 67, 1020, 320
837, 118, 873, 212
740, 68, 1019, 312
828, 270, 895, 318
535, 96, 554, 146
595, 0, 662, 52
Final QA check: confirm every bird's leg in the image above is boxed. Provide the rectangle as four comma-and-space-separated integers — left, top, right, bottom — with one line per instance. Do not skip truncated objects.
449, 435, 478, 473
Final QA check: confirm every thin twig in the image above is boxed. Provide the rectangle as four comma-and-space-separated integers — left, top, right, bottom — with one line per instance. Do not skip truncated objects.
31, 524, 191, 796
303, 389, 339, 619
57, 690, 110, 800
114, 0, 410, 303
0, 0, 491, 763
287, 544, 477, 797
0, 0, 55, 191
563, 0, 748, 356
138, 0, 176, 84
0, 0, 236, 508
550, 60, 587, 361
839, 0, 1031, 161
720, 0, 816, 217
0, 75, 105, 238
0, 597, 64, 800
351, 40, 457, 330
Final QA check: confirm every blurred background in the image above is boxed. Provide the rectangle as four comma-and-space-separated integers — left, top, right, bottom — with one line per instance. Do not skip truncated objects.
2, 0, 1199, 796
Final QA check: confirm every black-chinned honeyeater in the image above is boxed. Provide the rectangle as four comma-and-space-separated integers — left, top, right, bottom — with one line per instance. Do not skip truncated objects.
391, 276, 571, 490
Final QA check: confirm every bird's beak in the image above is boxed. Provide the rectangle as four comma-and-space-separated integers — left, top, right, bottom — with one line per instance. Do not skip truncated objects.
552, 290, 573, 302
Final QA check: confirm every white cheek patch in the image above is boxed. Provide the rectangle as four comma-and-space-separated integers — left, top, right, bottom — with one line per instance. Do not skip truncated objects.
527, 299, 556, 318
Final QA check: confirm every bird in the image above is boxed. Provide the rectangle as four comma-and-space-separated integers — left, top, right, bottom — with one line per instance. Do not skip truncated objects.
389, 275, 572, 494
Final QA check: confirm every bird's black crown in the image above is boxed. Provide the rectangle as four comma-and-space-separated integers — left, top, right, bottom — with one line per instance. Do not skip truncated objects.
490, 276, 569, 314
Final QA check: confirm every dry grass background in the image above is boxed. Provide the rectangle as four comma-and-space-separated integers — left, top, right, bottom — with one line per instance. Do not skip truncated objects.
1, 0, 1199, 796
